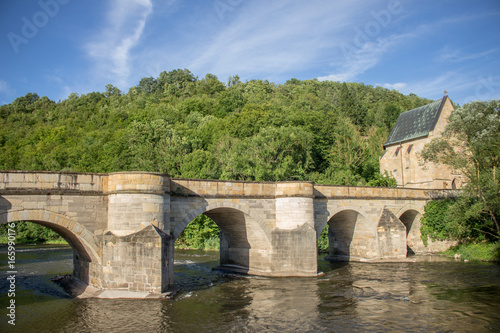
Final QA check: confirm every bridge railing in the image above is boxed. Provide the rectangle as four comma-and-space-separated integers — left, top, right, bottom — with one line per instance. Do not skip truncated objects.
0, 171, 461, 200
0, 170, 105, 193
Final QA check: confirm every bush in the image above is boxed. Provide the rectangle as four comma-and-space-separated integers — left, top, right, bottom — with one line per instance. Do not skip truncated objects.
176, 215, 220, 250
420, 199, 454, 246
444, 242, 500, 262
317, 224, 329, 253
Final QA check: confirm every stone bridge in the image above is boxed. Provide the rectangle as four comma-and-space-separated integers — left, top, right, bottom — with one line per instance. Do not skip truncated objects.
0, 171, 456, 294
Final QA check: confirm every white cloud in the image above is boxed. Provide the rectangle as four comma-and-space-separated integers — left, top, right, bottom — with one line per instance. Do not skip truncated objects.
0, 79, 15, 96
85, 0, 153, 88
186, 0, 366, 81
317, 39, 390, 82
393, 71, 500, 105
317, 29, 416, 83
377, 82, 407, 90
437, 46, 498, 63
0, 79, 10, 93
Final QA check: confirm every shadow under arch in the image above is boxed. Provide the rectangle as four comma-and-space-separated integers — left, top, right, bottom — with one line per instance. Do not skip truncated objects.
0, 209, 101, 284
174, 204, 272, 275
398, 209, 422, 255
323, 209, 367, 262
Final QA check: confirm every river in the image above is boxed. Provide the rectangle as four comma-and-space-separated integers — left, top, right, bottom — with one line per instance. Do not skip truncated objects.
1, 244, 499, 332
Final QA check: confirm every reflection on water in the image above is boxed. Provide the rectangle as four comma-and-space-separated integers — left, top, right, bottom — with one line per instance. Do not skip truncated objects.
1, 246, 500, 332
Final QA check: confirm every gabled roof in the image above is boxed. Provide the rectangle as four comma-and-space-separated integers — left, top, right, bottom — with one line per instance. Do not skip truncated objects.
384, 96, 447, 147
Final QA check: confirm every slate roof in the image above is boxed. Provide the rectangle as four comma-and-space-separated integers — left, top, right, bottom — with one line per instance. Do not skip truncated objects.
384, 96, 447, 147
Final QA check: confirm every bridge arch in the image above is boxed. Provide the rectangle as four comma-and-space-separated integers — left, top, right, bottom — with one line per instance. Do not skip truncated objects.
316, 206, 369, 239
0, 209, 101, 283
173, 202, 272, 273
173, 201, 271, 243
396, 205, 424, 254
321, 208, 368, 260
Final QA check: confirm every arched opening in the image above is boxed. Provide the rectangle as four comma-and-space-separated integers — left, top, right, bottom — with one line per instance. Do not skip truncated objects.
0, 220, 67, 244
323, 210, 363, 261
399, 210, 421, 255
1, 219, 94, 285
175, 215, 220, 251
174, 207, 271, 277
451, 178, 457, 189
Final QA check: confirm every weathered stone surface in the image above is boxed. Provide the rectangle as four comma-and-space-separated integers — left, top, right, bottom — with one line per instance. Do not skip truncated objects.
0, 170, 459, 293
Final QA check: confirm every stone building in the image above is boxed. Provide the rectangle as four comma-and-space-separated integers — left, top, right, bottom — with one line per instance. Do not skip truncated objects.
380, 95, 463, 189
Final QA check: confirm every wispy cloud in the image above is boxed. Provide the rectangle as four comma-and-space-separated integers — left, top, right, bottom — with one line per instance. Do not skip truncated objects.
377, 82, 407, 90
85, 0, 153, 88
0, 79, 15, 96
393, 71, 500, 105
437, 46, 498, 63
0, 80, 10, 93
317, 27, 418, 83
187, 0, 364, 81
317, 39, 391, 82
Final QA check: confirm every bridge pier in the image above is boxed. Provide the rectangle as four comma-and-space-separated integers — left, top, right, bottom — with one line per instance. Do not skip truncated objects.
270, 183, 317, 276
100, 172, 172, 293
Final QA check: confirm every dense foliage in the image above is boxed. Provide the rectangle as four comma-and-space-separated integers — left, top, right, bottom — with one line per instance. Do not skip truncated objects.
420, 199, 455, 246
2, 69, 431, 246
176, 215, 220, 250
0, 69, 429, 183
421, 99, 500, 243
0, 221, 65, 244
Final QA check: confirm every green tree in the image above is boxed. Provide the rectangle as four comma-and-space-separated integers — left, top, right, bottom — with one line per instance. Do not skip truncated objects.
127, 119, 195, 175
421, 99, 500, 240
217, 126, 314, 181
338, 82, 365, 125
321, 117, 370, 185
158, 68, 197, 97
176, 215, 220, 250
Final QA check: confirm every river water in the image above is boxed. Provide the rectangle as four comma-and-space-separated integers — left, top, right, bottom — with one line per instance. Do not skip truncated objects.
1, 245, 499, 332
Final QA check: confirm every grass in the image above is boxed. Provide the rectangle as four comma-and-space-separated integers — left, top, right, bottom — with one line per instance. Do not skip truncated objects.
443, 241, 500, 262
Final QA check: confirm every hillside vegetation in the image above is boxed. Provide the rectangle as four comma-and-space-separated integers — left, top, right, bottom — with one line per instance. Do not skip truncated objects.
0, 69, 430, 184
1, 69, 433, 246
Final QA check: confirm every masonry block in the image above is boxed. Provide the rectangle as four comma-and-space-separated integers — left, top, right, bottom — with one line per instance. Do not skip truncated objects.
377, 209, 406, 259
101, 225, 172, 293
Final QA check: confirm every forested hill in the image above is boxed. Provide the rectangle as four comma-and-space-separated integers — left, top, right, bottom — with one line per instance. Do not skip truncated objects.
0, 69, 433, 186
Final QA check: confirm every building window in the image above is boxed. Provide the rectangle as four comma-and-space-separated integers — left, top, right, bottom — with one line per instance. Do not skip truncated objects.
395, 146, 401, 156
407, 144, 413, 154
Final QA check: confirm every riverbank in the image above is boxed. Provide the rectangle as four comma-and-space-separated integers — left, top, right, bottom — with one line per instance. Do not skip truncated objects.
443, 242, 500, 262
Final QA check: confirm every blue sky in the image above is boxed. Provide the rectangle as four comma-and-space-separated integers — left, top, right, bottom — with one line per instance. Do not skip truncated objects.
1, 0, 499, 106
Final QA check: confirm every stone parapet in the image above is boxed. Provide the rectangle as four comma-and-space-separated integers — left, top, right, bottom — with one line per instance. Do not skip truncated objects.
276, 181, 314, 197
314, 184, 435, 200
105, 172, 170, 194
171, 178, 276, 197
0, 170, 104, 193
